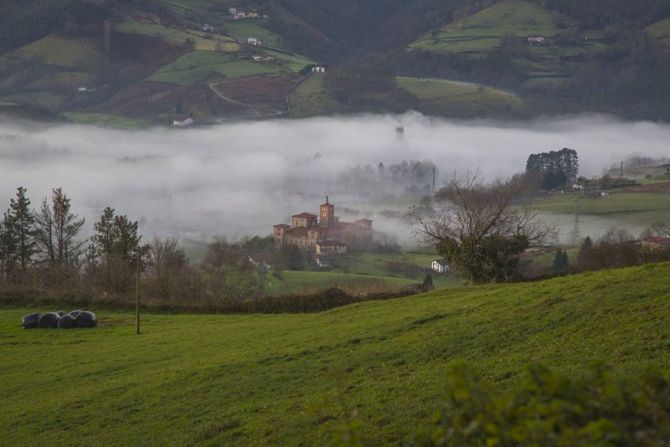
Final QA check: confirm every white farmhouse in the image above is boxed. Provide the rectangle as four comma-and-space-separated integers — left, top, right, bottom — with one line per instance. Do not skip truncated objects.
431, 260, 450, 274
247, 37, 262, 47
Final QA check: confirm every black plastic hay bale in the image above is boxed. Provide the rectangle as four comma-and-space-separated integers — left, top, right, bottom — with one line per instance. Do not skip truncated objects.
38, 312, 60, 328
57, 314, 76, 329
22, 313, 40, 329
70, 310, 83, 319
74, 311, 97, 328
56, 310, 65, 317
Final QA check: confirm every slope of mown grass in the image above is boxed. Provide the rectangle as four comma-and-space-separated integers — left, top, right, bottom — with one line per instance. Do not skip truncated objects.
1, 263, 669, 445
409, 0, 556, 54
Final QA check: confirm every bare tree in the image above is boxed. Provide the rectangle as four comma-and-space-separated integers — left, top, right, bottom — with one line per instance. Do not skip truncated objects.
34, 188, 86, 279
416, 172, 552, 284
145, 237, 188, 302
641, 222, 669, 238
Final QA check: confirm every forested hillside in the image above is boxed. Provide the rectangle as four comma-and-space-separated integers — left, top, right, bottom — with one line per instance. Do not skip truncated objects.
1, 0, 670, 124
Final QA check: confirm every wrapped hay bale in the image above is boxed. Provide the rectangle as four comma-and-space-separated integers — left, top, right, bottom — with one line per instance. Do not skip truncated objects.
22, 313, 40, 329
57, 314, 76, 329
74, 311, 97, 328
38, 312, 60, 328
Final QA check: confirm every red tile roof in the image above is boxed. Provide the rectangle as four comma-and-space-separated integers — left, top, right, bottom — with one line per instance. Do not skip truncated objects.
273, 224, 291, 228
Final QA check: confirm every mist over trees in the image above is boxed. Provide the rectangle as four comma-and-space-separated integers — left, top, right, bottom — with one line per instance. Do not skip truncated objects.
336, 159, 437, 197
525, 148, 579, 190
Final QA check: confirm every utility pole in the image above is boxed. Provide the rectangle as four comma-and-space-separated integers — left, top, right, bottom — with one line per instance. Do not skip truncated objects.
432, 166, 437, 194
570, 200, 581, 247
135, 253, 141, 335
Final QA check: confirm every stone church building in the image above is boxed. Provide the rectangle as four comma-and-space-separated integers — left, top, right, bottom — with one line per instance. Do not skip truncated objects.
273, 198, 373, 253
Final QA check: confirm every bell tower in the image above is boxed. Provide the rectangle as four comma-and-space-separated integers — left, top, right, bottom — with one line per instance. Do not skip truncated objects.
320, 196, 335, 228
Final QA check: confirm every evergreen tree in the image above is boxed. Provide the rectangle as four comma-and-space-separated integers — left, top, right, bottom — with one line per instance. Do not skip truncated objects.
89, 207, 146, 293
552, 249, 570, 275
5, 187, 36, 275
577, 236, 594, 270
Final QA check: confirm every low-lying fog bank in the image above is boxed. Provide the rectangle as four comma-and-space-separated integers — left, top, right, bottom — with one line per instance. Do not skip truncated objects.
1, 112, 668, 244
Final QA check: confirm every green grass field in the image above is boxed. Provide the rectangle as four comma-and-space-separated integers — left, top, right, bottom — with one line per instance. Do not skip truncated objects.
146, 51, 271, 84
397, 76, 523, 113
409, 0, 556, 54
1, 263, 669, 445
289, 75, 523, 118
533, 192, 670, 216
288, 75, 346, 117
115, 20, 239, 52
647, 18, 670, 46
226, 22, 282, 48
63, 112, 152, 129
14, 34, 104, 69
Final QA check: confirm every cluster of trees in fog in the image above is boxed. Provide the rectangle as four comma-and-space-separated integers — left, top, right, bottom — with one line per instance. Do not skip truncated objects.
524, 148, 579, 191
336, 159, 437, 197
0, 187, 270, 308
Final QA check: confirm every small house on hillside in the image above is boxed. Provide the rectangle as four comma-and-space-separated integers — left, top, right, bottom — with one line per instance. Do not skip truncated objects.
528, 35, 546, 44
312, 65, 327, 73
247, 37, 262, 47
172, 117, 195, 127
431, 260, 450, 274
315, 240, 347, 256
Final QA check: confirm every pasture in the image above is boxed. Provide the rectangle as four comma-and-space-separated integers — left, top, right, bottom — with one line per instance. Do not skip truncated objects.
1, 262, 669, 445
409, 0, 556, 54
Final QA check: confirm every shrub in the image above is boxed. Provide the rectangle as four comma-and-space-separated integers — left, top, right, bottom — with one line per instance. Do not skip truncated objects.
411, 364, 670, 446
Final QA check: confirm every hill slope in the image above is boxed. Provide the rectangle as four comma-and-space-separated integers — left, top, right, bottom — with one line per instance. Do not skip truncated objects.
1, 0, 670, 123
1, 263, 669, 445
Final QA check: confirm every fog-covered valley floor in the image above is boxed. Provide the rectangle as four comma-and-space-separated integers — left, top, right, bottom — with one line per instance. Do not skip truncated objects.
1, 112, 669, 244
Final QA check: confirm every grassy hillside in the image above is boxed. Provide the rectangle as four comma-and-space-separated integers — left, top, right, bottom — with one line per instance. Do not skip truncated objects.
647, 17, 670, 47
1, 263, 669, 445
410, 0, 556, 54
398, 76, 523, 114
289, 74, 524, 118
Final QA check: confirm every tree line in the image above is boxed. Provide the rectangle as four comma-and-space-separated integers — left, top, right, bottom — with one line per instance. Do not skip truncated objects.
525, 148, 579, 191
0, 187, 265, 308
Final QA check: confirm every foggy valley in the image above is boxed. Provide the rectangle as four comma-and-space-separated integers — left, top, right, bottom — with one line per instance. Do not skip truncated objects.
2, 112, 668, 245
